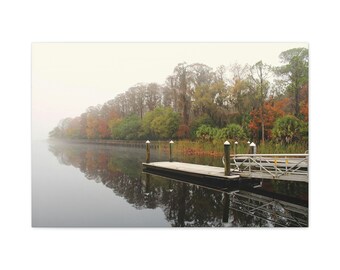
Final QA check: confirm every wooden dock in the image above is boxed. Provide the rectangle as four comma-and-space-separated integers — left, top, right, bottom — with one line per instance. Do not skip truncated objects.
142, 140, 308, 183
143, 158, 308, 183
143, 161, 240, 181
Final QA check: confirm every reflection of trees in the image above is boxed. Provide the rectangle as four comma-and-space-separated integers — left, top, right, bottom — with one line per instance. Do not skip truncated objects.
48, 142, 307, 227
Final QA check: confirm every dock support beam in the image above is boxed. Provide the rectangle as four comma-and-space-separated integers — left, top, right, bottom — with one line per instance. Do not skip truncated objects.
169, 140, 174, 162
224, 141, 231, 176
146, 140, 150, 163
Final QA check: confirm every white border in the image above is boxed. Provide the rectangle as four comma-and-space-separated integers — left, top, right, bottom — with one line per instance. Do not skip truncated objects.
1, 0, 339, 269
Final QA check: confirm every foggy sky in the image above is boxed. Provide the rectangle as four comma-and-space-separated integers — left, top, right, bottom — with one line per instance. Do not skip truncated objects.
31, 42, 307, 140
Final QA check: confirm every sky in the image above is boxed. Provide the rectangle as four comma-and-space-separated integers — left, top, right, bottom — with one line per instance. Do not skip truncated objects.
32, 42, 308, 140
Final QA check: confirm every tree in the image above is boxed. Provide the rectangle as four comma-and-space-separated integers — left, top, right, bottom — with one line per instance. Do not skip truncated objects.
65, 117, 81, 138
125, 84, 147, 119
275, 48, 308, 117
172, 63, 191, 127
49, 127, 62, 138
110, 114, 141, 140
187, 63, 213, 87
299, 84, 308, 122
86, 105, 101, 139
142, 107, 180, 139
163, 75, 178, 111
145, 83, 162, 111
249, 97, 288, 141
249, 61, 271, 144
226, 63, 251, 113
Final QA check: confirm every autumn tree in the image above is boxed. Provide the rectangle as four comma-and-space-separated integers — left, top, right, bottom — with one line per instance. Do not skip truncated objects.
249, 97, 288, 141
86, 105, 101, 139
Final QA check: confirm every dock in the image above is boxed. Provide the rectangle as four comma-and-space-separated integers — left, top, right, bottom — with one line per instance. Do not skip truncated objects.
143, 161, 240, 180
142, 161, 255, 190
143, 153, 308, 183
142, 140, 308, 183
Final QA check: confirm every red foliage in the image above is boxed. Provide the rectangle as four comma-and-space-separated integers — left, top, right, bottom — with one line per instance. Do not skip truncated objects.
299, 84, 308, 122
177, 124, 190, 138
98, 118, 111, 139
249, 97, 289, 140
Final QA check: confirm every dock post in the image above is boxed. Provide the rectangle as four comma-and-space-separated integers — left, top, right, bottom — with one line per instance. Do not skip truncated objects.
169, 140, 174, 162
224, 141, 231, 176
146, 140, 150, 163
250, 142, 256, 154
234, 141, 238, 155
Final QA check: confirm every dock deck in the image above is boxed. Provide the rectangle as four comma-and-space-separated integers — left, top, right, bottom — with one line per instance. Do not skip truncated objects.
143, 161, 240, 180
143, 155, 308, 183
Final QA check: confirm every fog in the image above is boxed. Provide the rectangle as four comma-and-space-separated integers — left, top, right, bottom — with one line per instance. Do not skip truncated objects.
31, 42, 307, 140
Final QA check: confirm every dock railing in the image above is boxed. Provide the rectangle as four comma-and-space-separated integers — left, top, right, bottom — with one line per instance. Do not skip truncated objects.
227, 153, 308, 181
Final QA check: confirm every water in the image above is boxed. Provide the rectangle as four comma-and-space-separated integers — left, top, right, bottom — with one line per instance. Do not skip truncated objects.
32, 140, 308, 227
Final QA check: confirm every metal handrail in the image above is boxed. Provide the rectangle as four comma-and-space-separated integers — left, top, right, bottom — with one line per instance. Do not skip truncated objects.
229, 153, 308, 180
231, 153, 308, 158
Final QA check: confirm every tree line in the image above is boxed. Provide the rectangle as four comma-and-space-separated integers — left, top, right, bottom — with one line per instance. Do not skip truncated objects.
49, 47, 308, 145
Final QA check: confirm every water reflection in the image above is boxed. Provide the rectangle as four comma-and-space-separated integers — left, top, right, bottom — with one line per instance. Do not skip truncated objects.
47, 141, 308, 227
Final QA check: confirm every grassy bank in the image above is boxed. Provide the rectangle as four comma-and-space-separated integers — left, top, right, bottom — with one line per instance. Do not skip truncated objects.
171, 140, 308, 157
53, 138, 308, 157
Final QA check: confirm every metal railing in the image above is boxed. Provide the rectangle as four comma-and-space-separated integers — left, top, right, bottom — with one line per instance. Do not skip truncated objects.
227, 154, 308, 180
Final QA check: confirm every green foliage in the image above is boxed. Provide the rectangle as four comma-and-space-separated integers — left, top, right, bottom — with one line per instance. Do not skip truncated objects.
189, 114, 215, 139
142, 107, 180, 139
216, 124, 246, 141
272, 115, 304, 144
196, 123, 246, 143
195, 125, 218, 141
299, 121, 309, 141
111, 115, 141, 140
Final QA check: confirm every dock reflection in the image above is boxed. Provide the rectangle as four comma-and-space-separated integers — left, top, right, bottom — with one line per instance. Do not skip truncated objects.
48, 141, 308, 227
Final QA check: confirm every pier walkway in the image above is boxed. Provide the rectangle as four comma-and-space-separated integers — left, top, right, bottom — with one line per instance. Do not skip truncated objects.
143, 153, 308, 183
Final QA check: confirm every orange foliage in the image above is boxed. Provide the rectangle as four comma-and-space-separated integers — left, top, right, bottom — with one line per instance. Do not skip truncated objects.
249, 97, 289, 140
98, 119, 111, 139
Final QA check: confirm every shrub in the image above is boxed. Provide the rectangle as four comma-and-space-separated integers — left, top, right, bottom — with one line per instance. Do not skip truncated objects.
272, 115, 303, 144
216, 124, 246, 141
196, 125, 218, 141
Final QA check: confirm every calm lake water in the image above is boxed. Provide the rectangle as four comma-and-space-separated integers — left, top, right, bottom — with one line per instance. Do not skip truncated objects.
32, 140, 308, 227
